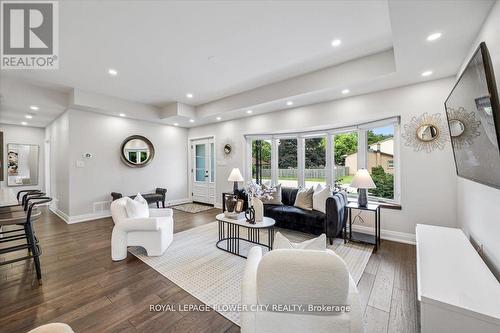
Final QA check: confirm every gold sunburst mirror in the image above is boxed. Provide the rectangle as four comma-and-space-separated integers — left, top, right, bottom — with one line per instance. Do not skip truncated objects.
402, 113, 449, 153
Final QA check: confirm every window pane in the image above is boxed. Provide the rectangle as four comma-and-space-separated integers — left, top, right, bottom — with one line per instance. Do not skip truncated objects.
305, 137, 326, 188
252, 139, 271, 184
278, 138, 298, 187
210, 142, 215, 183
367, 125, 395, 200
195, 144, 206, 182
334, 132, 358, 194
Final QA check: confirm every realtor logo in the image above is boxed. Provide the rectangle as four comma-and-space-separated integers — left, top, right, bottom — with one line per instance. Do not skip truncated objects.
1, 1, 59, 69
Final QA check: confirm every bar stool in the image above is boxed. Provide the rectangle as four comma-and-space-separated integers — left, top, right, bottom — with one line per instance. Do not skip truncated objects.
0, 196, 52, 282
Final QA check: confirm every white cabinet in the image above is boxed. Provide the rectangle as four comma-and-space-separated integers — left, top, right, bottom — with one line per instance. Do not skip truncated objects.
416, 224, 500, 333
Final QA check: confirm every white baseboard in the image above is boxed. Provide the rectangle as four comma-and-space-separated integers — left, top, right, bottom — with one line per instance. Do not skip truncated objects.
167, 198, 191, 206
351, 224, 416, 245
50, 198, 192, 224
69, 211, 111, 224
49, 206, 70, 223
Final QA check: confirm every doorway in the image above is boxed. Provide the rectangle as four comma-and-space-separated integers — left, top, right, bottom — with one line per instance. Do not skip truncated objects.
190, 137, 215, 205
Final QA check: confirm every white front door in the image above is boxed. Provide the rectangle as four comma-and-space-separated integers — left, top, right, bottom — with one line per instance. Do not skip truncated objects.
191, 138, 215, 204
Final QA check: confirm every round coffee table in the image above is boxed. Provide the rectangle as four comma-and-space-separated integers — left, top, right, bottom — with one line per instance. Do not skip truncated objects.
215, 213, 276, 258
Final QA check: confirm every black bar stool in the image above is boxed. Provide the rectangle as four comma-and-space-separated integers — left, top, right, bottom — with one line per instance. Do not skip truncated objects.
0, 196, 52, 282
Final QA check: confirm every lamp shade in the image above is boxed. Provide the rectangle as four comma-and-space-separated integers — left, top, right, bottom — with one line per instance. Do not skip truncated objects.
350, 169, 376, 189
228, 168, 244, 182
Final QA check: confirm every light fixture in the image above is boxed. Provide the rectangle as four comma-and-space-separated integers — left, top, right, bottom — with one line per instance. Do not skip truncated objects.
228, 168, 244, 193
342, 89, 350, 94
216, 116, 222, 121
25, 114, 33, 119
21, 121, 28, 126
426, 32, 442, 41
331, 39, 342, 47
189, 119, 195, 123
108, 68, 118, 76
246, 110, 253, 114
286, 101, 294, 106
186, 93, 194, 99
173, 123, 179, 126
421, 70, 433, 77
29, 105, 39, 111
119, 113, 126, 117
350, 169, 376, 207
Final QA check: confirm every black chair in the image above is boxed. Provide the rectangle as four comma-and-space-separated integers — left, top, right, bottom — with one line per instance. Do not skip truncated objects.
0, 196, 52, 282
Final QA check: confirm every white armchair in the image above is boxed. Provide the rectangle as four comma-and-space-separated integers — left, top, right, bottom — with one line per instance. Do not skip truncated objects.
110, 197, 173, 261
241, 247, 363, 333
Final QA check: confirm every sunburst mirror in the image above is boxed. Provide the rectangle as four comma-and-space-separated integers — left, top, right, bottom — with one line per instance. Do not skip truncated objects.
402, 112, 449, 153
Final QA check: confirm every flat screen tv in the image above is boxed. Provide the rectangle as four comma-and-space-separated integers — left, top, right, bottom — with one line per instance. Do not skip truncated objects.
445, 42, 500, 189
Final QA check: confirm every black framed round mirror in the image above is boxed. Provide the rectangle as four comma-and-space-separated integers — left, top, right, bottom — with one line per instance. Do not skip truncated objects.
120, 135, 155, 167
224, 144, 232, 155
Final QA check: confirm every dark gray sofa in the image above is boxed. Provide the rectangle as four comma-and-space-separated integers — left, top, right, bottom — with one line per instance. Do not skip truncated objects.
235, 187, 348, 244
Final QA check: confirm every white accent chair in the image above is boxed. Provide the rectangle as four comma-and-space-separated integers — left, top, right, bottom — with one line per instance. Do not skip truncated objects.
110, 197, 173, 261
241, 247, 363, 333
28, 323, 74, 333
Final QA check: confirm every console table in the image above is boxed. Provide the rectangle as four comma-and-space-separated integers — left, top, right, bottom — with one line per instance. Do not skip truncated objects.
416, 224, 500, 332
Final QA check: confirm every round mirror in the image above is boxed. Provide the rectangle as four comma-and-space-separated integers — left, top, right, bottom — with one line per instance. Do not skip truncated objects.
224, 144, 232, 155
449, 119, 465, 137
120, 135, 155, 167
416, 124, 439, 142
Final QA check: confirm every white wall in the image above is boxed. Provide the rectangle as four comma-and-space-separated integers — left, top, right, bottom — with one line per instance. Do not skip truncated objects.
45, 112, 70, 216
188, 77, 458, 241
66, 109, 189, 218
456, 1, 500, 278
0, 123, 45, 193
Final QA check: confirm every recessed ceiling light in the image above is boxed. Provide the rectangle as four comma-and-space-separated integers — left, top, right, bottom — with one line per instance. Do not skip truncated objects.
108, 68, 118, 76
119, 113, 126, 117
421, 70, 433, 77
25, 114, 33, 119
426, 32, 442, 41
286, 101, 294, 106
331, 39, 342, 47
189, 119, 195, 123
173, 123, 179, 126
29, 105, 39, 111
342, 89, 350, 94
216, 116, 222, 121
246, 110, 253, 114
186, 93, 194, 99
21, 121, 28, 126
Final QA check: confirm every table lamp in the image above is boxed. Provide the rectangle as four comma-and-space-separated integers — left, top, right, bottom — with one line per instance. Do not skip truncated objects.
350, 169, 376, 207
228, 168, 244, 193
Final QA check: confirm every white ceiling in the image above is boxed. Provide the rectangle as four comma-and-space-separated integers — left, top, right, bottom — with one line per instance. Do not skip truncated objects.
0, 0, 495, 128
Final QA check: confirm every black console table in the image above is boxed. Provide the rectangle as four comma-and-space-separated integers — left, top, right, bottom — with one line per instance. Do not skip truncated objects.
344, 202, 381, 251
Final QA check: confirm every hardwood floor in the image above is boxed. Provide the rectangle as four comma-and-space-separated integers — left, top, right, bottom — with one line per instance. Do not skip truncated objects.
0, 207, 418, 333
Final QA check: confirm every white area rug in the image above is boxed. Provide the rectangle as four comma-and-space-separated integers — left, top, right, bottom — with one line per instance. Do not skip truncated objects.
129, 222, 373, 325
171, 202, 215, 213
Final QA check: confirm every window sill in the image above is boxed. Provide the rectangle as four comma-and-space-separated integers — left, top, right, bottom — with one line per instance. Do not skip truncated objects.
347, 197, 402, 210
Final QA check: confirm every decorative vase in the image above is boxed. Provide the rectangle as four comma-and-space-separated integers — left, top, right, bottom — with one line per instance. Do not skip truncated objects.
252, 197, 264, 222
225, 194, 237, 212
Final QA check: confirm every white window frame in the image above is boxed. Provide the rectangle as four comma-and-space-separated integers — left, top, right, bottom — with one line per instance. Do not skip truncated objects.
245, 117, 401, 204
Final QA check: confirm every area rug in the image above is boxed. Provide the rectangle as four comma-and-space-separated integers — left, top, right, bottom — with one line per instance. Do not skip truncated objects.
129, 222, 373, 325
171, 202, 215, 213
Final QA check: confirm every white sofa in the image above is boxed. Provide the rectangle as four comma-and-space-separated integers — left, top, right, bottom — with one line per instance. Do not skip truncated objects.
241, 246, 363, 333
110, 197, 173, 261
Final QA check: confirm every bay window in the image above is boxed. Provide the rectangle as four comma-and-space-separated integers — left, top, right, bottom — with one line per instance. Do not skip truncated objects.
246, 117, 400, 203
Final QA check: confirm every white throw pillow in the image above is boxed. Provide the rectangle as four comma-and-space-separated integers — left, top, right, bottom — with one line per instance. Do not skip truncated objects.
294, 186, 314, 210
313, 186, 333, 214
125, 194, 149, 218
273, 232, 326, 250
